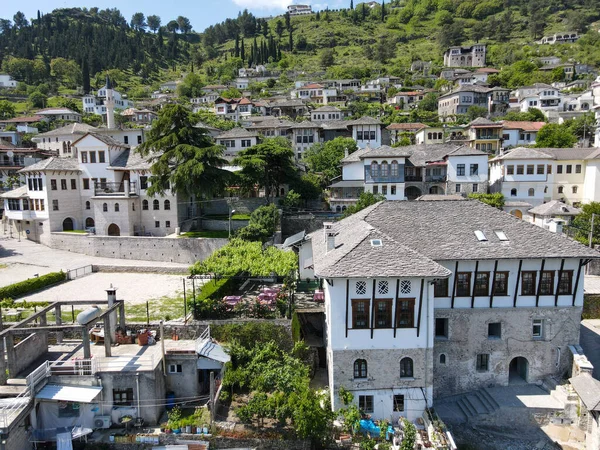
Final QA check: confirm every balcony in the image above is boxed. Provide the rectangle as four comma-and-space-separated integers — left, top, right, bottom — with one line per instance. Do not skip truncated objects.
476, 134, 499, 140
405, 175, 423, 182
94, 181, 138, 197
425, 175, 447, 182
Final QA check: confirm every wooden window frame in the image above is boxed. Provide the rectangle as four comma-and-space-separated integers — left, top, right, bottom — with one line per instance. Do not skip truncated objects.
400, 357, 414, 378
506, 165, 514, 175
358, 395, 374, 413
395, 298, 415, 328
493, 271, 509, 296
113, 388, 134, 406
558, 270, 573, 295
455, 272, 471, 297
393, 394, 404, 412
374, 299, 393, 329
434, 278, 448, 297
539, 271, 554, 295
476, 354, 489, 372
353, 359, 367, 379
521, 271, 536, 296
473, 272, 490, 296
351, 299, 370, 329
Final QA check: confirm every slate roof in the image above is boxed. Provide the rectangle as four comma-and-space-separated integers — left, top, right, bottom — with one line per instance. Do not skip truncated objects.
35, 108, 80, 116
348, 116, 383, 126
319, 120, 352, 130
246, 118, 294, 129
36, 123, 97, 137
0, 185, 28, 199
493, 147, 600, 162
309, 203, 451, 278
404, 144, 463, 167
439, 85, 491, 98
570, 373, 600, 411
291, 121, 323, 129
491, 147, 554, 161
528, 200, 581, 217
216, 128, 259, 139
19, 157, 80, 173
386, 123, 427, 131
539, 148, 599, 161
445, 145, 488, 158
108, 150, 151, 171
71, 133, 129, 148
313, 106, 341, 112
467, 117, 502, 128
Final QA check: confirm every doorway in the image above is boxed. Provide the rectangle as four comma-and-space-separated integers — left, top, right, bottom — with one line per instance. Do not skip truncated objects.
509, 357, 529, 384
62, 218, 74, 231
107, 223, 120, 236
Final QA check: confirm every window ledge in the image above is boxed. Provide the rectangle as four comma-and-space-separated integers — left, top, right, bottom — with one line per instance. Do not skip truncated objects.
487, 336, 501, 340
434, 336, 449, 341
400, 377, 415, 381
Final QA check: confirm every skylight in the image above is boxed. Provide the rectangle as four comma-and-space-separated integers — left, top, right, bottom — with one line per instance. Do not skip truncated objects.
371, 239, 383, 247
494, 230, 509, 241
474, 230, 487, 242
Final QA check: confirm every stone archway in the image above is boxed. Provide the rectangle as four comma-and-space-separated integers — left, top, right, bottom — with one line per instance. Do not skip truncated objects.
62, 217, 74, 231
511, 209, 523, 219
405, 186, 422, 201
85, 217, 95, 228
107, 223, 120, 236
429, 186, 445, 195
509, 357, 529, 384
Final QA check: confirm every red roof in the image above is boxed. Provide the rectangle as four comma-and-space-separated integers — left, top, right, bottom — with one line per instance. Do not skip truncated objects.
386, 122, 427, 131
395, 91, 424, 96
0, 115, 44, 123
238, 98, 252, 105
501, 121, 546, 132
476, 68, 500, 73
303, 83, 324, 89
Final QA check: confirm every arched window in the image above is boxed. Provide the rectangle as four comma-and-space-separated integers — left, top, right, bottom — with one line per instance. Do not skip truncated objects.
62, 142, 67, 153
336, 205, 341, 212
510, 188, 517, 197
67, 141, 71, 153
380, 161, 389, 177
354, 359, 367, 379
528, 188, 535, 197
572, 186, 578, 194
438, 132, 443, 140
400, 357, 414, 378
132, 203, 135, 211
427, 132, 432, 140
440, 354, 446, 365
142, 200, 149, 210
371, 161, 379, 177
390, 160, 398, 177
114, 203, 120, 212
85, 201, 90, 210
153, 199, 160, 210
103, 203, 108, 212
164, 200, 171, 210
544, 186, 548, 194
558, 186, 564, 194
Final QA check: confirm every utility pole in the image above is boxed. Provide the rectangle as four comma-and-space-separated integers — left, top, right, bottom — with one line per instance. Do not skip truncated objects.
589, 213, 596, 248
209, 371, 215, 425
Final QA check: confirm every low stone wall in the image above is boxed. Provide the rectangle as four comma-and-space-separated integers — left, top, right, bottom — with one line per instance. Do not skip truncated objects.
49, 233, 228, 264
92, 265, 189, 274
203, 198, 280, 215
201, 219, 248, 231
282, 213, 333, 236
107, 435, 310, 450
11, 332, 48, 376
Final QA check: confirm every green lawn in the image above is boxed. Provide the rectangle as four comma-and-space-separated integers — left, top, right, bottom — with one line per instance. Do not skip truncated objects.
204, 214, 251, 221
178, 230, 229, 239
125, 294, 187, 322
62, 230, 89, 234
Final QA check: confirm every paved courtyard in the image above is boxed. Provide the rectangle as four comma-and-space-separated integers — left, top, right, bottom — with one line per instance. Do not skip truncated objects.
0, 237, 188, 287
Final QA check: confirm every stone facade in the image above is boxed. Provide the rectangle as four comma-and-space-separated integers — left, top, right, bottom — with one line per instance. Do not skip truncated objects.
433, 306, 582, 397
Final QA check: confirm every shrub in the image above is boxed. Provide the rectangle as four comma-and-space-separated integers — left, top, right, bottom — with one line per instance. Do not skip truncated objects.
211, 322, 293, 350
192, 277, 237, 319
0, 271, 66, 299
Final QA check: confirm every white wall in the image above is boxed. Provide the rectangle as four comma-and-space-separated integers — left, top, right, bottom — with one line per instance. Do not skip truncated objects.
447, 155, 489, 183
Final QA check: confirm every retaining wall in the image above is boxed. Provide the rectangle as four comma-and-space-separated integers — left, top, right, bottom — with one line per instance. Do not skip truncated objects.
11, 332, 48, 376
49, 233, 228, 264
200, 219, 248, 231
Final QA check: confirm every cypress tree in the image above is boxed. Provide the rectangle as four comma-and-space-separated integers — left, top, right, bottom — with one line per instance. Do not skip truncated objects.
241, 38, 245, 62
288, 30, 293, 52
81, 58, 90, 94
381, 0, 385, 22
350, 0, 354, 10
234, 35, 240, 58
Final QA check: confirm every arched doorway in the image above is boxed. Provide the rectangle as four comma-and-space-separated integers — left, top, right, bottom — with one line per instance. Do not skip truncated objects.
429, 186, 445, 195
405, 186, 422, 201
511, 209, 523, 219
62, 218, 74, 231
509, 357, 529, 384
85, 217, 95, 228
107, 223, 120, 236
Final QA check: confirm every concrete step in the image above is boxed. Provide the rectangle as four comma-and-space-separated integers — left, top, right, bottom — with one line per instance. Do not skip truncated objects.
434, 402, 469, 423
457, 397, 476, 418
480, 388, 501, 411
474, 389, 498, 413
465, 394, 491, 415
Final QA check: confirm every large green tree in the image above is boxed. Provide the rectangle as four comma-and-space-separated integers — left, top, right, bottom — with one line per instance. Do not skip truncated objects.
303, 137, 358, 183
535, 123, 578, 148
233, 137, 297, 202
136, 104, 230, 199
0, 100, 16, 119
570, 202, 600, 246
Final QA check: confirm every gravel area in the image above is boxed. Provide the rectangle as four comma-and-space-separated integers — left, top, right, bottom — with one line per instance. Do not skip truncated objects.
19, 272, 185, 305
0, 237, 188, 287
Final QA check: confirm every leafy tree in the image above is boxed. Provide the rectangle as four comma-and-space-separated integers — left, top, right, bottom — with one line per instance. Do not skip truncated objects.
275, 20, 284, 40
466, 105, 488, 121
233, 137, 297, 203
283, 190, 302, 208
50, 58, 81, 87
176, 73, 204, 98
166, 20, 179, 33
501, 108, 545, 122
28, 90, 46, 108
435, 10, 453, 26
342, 192, 385, 218
535, 123, 577, 148
220, 87, 242, 98
438, 21, 465, 49
419, 92, 439, 112
176, 16, 192, 34
130, 12, 146, 31
400, 418, 416, 450
320, 49, 335, 68
0, 100, 16, 119
136, 104, 230, 199
303, 137, 358, 183
147, 15, 161, 32
468, 193, 504, 209
570, 202, 600, 246
236, 203, 279, 242
289, 173, 323, 202
567, 112, 596, 140
13, 11, 28, 28
57, 97, 81, 113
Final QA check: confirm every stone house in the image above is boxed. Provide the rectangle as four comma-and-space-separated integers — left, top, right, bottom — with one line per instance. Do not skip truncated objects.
443, 44, 486, 68
216, 128, 259, 160
299, 198, 596, 421
500, 121, 546, 148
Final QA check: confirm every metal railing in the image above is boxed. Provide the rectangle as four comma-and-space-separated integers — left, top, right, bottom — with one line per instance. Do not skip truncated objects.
94, 181, 138, 196
67, 265, 93, 280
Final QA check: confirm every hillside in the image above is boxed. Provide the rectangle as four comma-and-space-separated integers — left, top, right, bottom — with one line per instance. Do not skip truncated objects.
1, 0, 600, 100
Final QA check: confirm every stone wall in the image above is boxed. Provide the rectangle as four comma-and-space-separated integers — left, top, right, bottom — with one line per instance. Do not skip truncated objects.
433, 306, 582, 397
49, 232, 228, 264
203, 198, 279, 215
282, 214, 333, 236
107, 435, 310, 450
10, 332, 48, 376
200, 219, 248, 231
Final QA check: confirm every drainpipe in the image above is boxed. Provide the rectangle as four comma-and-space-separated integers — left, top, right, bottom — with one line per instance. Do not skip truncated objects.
160, 320, 166, 376
136, 373, 141, 415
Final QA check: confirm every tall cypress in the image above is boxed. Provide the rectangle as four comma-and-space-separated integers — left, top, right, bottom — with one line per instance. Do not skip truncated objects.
288, 30, 293, 52
81, 58, 90, 94
241, 38, 245, 62
234, 35, 240, 58
350, 0, 354, 10
381, 0, 385, 22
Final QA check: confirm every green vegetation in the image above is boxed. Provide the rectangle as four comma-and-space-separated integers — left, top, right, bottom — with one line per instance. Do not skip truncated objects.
0, 271, 66, 299
178, 230, 229, 238
467, 193, 505, 209
583, 295, 600, 320
212, 322, 293, 350
190, 238, 297, 277
569, 201, 600, 246
304, 137, 359, 185
342, 192, 385, 218
204, 213, 251, 221
236, 204, 279, 242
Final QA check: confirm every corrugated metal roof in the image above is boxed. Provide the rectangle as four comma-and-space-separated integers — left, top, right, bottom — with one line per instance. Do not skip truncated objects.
196, 339, 230, 363
35, 384, 102, 403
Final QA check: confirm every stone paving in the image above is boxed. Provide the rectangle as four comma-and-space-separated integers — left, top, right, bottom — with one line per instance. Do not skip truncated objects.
0, 237, 188, 287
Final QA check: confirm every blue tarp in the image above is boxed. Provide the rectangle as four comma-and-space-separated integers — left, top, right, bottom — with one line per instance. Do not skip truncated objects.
358, 419, 394, 438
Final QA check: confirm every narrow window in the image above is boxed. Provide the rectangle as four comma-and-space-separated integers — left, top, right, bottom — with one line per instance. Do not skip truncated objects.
539, 271, 554, 295
575, 164, 581, 174
114, 203, 120, 212
142, 200, 148, 210
52, 199, 59, 211
521, 271, 536, 295
61, 179, 67, 190
352, 300, 370, 329
164, 199, 171, 210
103, 203, 108, 212
476, 354, 489, 372
532, 319, 544, 339
393, 395, 404, 412
439, 354, 447, 365
558, 271, 573, 295
506, 165, 514, 175
526, 165, 534, 175
558, 186, 564, 194
435, 318, 448, 339
488, 323, 501, 339
83, 178, 90, 190
396, 299, 415, 328
566, 164, 572, 174
140, 176, 148, 190
98, 151, 106, 163
516, 165, 524, 175
456, 272, 471, 297
85, 201, 90, 210
153, 199, 160, 210
89, 152, 97, 163
71, 179, 77, 190
434, 279, 449, 297
354, 359, 367, 379
572, 186, 578, 194
375, 300, 392, 328
81, 152, 88, 163
400, 358, 413, 378
493, 272, 509, 295
155, 221, 160, 228
511, 188, 517, 197
358, 395, 374, 413
473, 273, 489, 296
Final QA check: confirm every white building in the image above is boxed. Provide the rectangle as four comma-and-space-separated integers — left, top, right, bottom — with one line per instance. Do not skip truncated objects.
82, 83, 133, 115
290, 83, 339, 104
311, 106, 342, 122
34, 108, 81, 123
287, 4, 312, 15
300, 198, 595, 421
348, 116, 383, 149
0, 74, 17, 89
500, 121, 546, 148
216, 128, 259, 160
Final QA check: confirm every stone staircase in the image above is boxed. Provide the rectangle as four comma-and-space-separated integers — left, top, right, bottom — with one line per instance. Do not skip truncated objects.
455, 388, 501, 421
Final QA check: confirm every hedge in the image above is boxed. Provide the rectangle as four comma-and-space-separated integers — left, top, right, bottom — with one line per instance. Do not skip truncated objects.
192, 277, 238, 320
0, 271, 66, 299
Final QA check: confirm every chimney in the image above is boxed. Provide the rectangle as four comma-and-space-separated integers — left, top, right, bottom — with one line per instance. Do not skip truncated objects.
105, 283, 118, 337
344, 148, 349, 158
326, 231, 336, 253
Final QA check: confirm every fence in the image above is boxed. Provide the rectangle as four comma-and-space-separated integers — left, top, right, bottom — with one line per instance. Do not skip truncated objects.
66, 265, 93, 280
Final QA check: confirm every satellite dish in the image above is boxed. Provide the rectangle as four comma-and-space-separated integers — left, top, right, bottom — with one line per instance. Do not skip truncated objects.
6, 151, 14, 157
